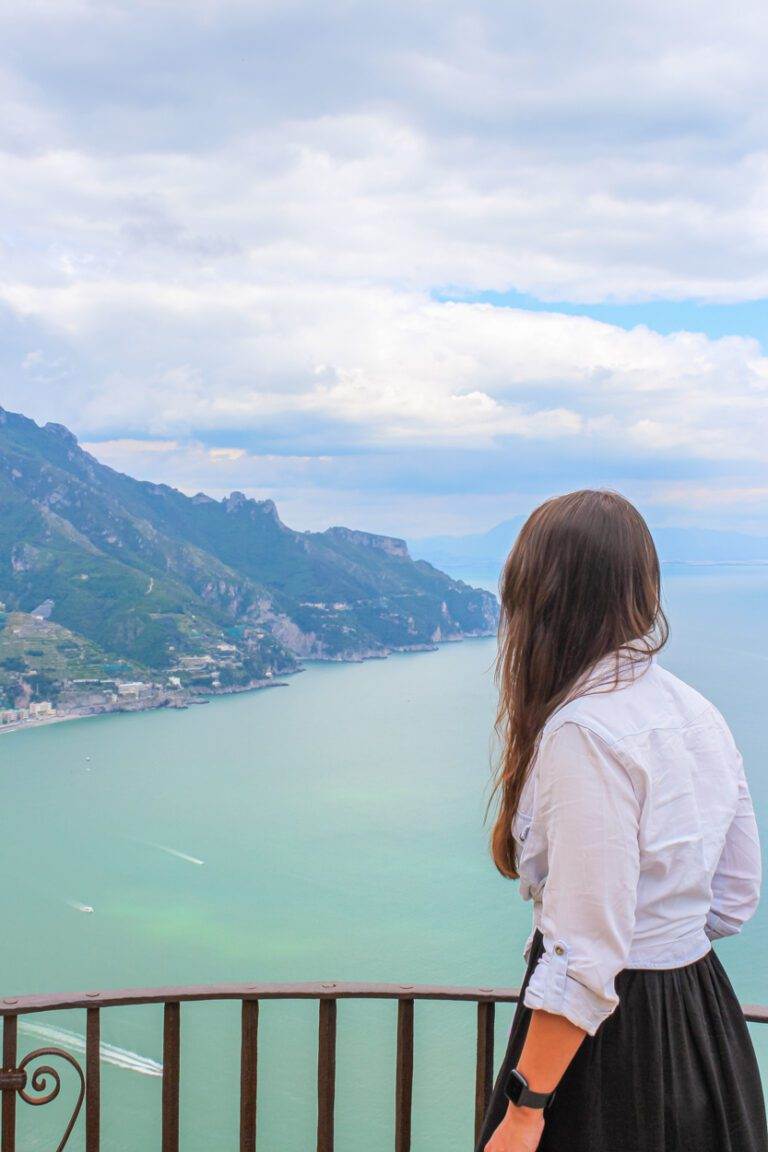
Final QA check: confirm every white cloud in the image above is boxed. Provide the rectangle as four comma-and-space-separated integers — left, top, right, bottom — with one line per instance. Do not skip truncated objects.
82, 438, 180, 455
4, 284, 766, 463
1, 0, 768, 530
654, 483, 768, 510
2, 3, 768, 303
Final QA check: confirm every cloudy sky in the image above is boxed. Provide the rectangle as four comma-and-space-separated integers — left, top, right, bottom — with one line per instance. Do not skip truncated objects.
2, 1, 768, 536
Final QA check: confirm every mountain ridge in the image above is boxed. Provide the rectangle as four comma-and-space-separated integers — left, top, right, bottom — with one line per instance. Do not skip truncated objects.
0, 405, 498, 716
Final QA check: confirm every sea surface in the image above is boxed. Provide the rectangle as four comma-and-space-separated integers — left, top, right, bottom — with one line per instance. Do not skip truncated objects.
0, 564, 766, 1151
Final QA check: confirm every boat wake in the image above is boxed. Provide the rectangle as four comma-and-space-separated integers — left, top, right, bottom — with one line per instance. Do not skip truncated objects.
153, 844, 205, 866
20, 1021, 163, 1076
66, 900, 94, 914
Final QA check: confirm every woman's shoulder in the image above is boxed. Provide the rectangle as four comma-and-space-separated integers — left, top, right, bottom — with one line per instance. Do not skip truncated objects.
542, 656, 724, 750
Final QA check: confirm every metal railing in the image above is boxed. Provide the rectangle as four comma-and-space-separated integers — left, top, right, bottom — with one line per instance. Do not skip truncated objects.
0, 981, 766, 1152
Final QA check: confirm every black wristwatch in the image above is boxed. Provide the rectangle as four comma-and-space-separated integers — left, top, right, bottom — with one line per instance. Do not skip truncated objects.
504, 1067, 556, 1110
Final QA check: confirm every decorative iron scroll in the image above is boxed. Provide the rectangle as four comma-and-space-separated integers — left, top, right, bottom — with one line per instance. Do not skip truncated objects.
0, 1047, 85, 1152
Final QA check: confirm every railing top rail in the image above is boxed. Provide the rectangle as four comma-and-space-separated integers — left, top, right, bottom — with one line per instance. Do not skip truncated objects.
0, 981, 765, 1022
0, 981, 521, 1015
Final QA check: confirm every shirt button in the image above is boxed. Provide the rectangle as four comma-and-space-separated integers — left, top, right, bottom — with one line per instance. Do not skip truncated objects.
554, 945, 565, 956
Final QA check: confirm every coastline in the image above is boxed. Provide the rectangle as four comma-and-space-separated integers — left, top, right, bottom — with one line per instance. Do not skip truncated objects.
0, 630, 496, 737
0, 676, 293, 737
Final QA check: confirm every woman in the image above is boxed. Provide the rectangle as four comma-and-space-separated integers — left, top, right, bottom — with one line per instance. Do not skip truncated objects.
477, 490, 767, 1152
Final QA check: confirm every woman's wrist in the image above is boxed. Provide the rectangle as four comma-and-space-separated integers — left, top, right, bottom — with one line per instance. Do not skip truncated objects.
505, 1099, 544, 1126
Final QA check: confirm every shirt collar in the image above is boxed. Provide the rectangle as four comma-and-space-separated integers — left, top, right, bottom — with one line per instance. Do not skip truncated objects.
574, 638, 656, 697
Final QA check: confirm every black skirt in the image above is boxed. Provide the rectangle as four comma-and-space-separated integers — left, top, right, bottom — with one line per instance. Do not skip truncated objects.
475, 929, 768, 1152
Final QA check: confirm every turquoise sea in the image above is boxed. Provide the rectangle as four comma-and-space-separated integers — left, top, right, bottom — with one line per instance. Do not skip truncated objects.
0, 565, 766, 1150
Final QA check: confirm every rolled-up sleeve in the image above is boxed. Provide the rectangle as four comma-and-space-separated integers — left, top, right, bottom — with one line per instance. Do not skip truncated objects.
706, 749, 762, 940
523, 722, 641, 1036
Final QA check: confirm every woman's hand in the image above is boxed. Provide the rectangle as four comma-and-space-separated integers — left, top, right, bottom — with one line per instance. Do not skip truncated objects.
484, 1102, 545, 1152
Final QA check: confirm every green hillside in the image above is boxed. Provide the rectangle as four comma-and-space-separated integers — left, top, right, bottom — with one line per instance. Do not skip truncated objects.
0, 406, 498, 701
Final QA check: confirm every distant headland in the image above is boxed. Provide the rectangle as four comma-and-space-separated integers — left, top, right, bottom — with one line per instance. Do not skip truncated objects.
0, 406, 498, 733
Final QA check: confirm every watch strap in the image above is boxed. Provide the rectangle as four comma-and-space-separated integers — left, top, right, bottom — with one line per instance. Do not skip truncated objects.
504, 1067, 556, 1110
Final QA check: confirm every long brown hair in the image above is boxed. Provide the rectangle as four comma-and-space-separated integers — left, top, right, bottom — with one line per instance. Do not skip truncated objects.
489, 490, 668, 878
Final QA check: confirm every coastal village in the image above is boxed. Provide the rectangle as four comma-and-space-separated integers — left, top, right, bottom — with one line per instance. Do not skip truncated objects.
0, 659, 285, 734
0, 601, 285, 734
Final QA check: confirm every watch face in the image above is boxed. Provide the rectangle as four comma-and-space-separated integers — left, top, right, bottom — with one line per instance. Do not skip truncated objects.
504, 1068, 527, 1105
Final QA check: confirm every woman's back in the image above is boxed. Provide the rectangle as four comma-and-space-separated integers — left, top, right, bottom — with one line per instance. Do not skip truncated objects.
516, 647, 761, 1028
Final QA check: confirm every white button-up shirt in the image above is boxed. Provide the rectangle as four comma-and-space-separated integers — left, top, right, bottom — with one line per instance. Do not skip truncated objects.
516, 646, 762, 1036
